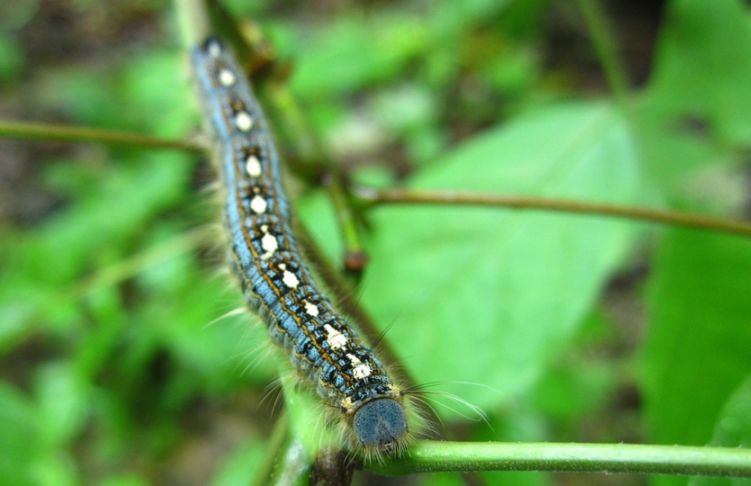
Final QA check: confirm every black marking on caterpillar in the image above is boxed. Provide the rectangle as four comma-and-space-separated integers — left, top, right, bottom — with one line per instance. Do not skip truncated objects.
190, 37, 410, 456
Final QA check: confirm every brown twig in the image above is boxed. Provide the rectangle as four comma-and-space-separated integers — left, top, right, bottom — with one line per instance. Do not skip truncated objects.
357, 188, 751, 238
0, 119, 205, 152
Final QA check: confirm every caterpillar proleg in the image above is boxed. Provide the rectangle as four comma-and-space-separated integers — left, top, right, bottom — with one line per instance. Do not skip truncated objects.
190, 36, 410, 457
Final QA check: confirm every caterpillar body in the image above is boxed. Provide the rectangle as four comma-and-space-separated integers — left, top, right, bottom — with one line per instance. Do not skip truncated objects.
190, 37, 410, 455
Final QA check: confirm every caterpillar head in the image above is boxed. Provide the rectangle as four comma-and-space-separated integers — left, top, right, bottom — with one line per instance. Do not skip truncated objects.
352, 398, 408, 452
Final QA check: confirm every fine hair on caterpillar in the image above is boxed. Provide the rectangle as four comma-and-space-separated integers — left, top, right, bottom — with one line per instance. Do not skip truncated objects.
190, 35, 413, 457
401, 381, 493, 430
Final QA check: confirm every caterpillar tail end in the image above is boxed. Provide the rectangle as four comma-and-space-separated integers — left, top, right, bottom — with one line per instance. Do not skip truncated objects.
353, 398, 409, 454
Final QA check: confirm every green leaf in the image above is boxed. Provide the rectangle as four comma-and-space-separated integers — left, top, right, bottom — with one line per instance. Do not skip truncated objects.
211, 438, 266, 486
0, 33, 23, 83
290, 1, 513, 98
291, 16, 429, 98
39, 49, 193, 133
121, 51, 197, 136
35, 362, 88, 447
139, 265, 275, 386
637, 0, 751, 194
0, 151, 193, 352
643, 229, 751, 484
361, 101, 644, 415
296, 190, 342, 266
39, 68, 116, 126
689, 374, 751, 486
100, 476, 150, 486
17, 152, 190, 285
0, 384, 40, 484
708, 374, 751, 449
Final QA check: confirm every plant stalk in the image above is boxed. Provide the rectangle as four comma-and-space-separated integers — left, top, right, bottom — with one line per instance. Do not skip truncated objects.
369, 441, 751, 477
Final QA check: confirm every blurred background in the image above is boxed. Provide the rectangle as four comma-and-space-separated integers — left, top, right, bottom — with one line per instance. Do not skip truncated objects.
1, 0, 750, 485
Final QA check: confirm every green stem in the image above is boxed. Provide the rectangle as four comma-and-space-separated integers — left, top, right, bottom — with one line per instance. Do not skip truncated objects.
271, 439, 310, 486
174, 0, 211, 48
0, 119, 204, 152
252, 412, 289, 486
326, 176, 368, 273
358, 188, 751, 239
576, 0, 630, 108
369, 441, 751, 477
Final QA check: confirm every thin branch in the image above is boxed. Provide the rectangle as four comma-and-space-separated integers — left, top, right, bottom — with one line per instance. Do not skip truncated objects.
358, 188, 751, 238
368, 441, 751, 478
0, 119, 205, 153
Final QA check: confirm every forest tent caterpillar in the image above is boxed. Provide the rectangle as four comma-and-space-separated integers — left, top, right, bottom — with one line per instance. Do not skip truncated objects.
190, 36, 411, 457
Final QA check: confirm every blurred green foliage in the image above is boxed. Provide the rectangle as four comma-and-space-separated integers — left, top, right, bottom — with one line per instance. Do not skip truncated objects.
1, 0, 750, 485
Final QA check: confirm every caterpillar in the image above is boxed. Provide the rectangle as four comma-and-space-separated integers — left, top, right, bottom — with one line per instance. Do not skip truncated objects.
190, 36, 411, 457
